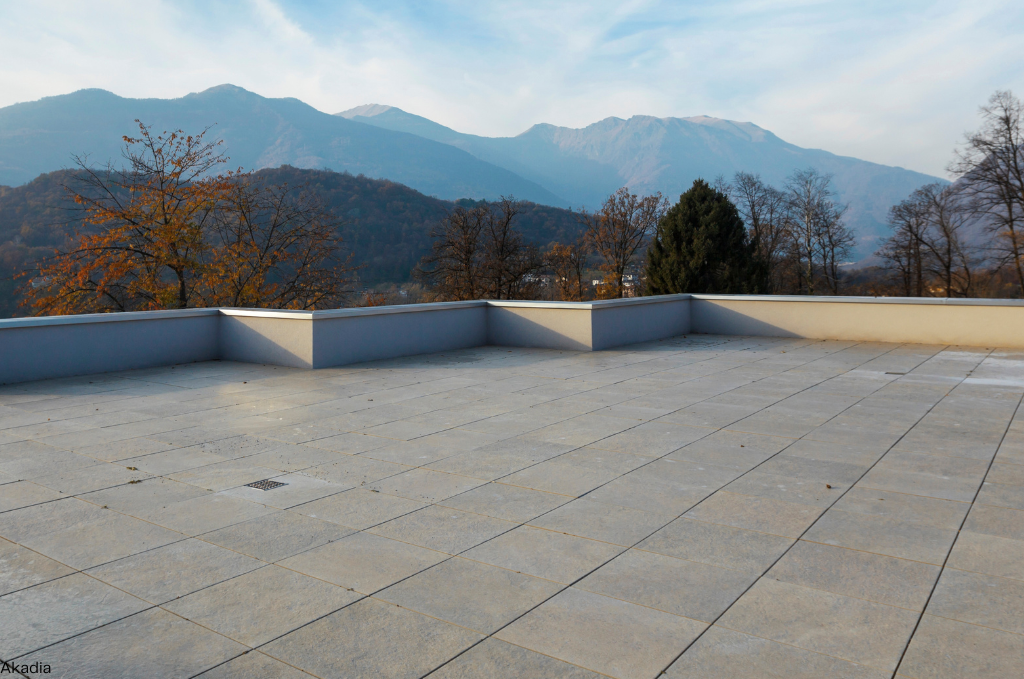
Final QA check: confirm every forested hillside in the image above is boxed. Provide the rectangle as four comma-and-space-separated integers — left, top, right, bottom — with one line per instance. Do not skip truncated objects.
0, 166, 583, 317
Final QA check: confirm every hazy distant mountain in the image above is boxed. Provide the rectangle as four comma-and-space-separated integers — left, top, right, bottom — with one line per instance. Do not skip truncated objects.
0, 84, 944, 262
0, 86, 564, 206
339, 105, 944, 259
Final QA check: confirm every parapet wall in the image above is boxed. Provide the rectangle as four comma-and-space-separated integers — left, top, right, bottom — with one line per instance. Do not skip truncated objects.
0, 294, 1021, 384
689, 295, 1024, 348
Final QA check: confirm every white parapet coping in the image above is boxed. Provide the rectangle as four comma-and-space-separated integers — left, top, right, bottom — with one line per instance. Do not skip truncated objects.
0, 294, 1022, 384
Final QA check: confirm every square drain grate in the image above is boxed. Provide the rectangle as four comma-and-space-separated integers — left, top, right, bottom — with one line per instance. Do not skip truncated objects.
246, 479, 288, 491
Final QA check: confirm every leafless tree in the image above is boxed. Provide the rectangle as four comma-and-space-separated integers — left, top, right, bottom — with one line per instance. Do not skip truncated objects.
546, 236, 589, 301
204, 177, 356, 309
818, 202, 854, 295
881, 191, 930, 296
581, 187, 668, 299
784, 169, 850, 294
730, 172, 791, 291
417, 197, 540, 301
918, 183, 975, 297
877, 228, 918, 296
877, 182, 976, 298
416, 203, 485, 301
479, 197, 543, 299
951, 90, 1024, 296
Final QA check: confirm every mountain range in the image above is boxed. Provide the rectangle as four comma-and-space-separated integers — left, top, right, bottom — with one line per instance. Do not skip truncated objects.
0, 84, 942, 259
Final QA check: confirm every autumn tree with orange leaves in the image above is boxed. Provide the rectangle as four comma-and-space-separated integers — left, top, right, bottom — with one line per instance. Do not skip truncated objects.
580, 187, 668, 299
22, 123, 354, 315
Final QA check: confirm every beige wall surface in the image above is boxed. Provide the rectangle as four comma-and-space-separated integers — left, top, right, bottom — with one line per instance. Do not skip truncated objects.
692, 298, 1024, 348
220, 315, 314, 368
487, 305, 593, 350
592, 296, 690, 350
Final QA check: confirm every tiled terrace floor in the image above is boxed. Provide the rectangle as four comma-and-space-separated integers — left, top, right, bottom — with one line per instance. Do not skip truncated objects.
1, 335, 1023, 678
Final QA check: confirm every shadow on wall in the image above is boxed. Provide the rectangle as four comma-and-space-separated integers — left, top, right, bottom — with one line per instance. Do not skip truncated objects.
486, 306, 592, 351
691, 302, 797, 339
313, 306, 488, 367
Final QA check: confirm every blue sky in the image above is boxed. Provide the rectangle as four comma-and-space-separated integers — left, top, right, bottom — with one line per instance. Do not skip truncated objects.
1, 0, 1021, 176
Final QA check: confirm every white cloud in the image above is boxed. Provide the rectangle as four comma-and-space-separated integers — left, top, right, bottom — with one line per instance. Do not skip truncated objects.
0, 0, 1021, 176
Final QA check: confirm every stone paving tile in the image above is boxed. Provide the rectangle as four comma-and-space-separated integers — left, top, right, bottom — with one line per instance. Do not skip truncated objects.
500, 460, 619, 497
0, 445, 99, 480
20, 511, 183, 570
961, 503, 1024, 541
0, 497, 109, 543
17, 607, 245, 678
462, 525, 623, 584
439, 482, 570, 522
767, 540, 940, 610
585, 467, 727, 515
361, 439, 453, 466
119, 447, 230, 475
560, 447, 651, 474
86, 538, 262, 604
133, 493, 278, 536
0, 480, 63, 512
197, 650, 312, 679
0, 538, 76, 596
367, 505, 515, 554
220, 472, 350, 509
926, 568, 1024, 635
299, 455, 409, 486
577, 548, 756, 622
295, 487, 426, 529
804, 506, 959, 565
167, 459, 286, 492
637, 517, 794, 574
31, 462, 153, 496
945, 530, 1024, 581
377, 557, 562, 633
201, 510, 353, 562
79, 476, 210, 515
718, 578, 919, 672
529, 498, 672, 546
278, 531, 446, 594
0, 341, 1020, 676
497, 587, 706, 679
723, 470, 847, 507
262, 597, 482, 679
975, 480, 1024, 510
0, 573, 149, 658
684, 491, 824, 538
366, 468, 484, 503
429, 637, 604, 678
427, 439, 573, 481
897, 614, 1024, 679
163, 564, 359, 647
832, 486, 971, 529
588, 421, 711, 457
666, 626, 889, 679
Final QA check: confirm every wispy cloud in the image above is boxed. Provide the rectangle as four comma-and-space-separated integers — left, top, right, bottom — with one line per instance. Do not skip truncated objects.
1, 0, 1021, 176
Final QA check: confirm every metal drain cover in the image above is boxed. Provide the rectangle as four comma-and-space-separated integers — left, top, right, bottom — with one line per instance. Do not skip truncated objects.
246, 479, 288, 491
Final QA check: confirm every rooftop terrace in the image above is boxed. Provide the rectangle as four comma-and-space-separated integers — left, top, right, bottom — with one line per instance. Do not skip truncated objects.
1, 335, 1023, 678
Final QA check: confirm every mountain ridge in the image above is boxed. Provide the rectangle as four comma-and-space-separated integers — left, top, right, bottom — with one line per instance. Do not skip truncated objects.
0, 85, 566, 207
339, 104, 943, 258
1, 84, 944, 259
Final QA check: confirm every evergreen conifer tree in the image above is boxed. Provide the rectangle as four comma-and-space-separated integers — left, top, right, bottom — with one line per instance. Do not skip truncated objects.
646, 179, 769, 294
